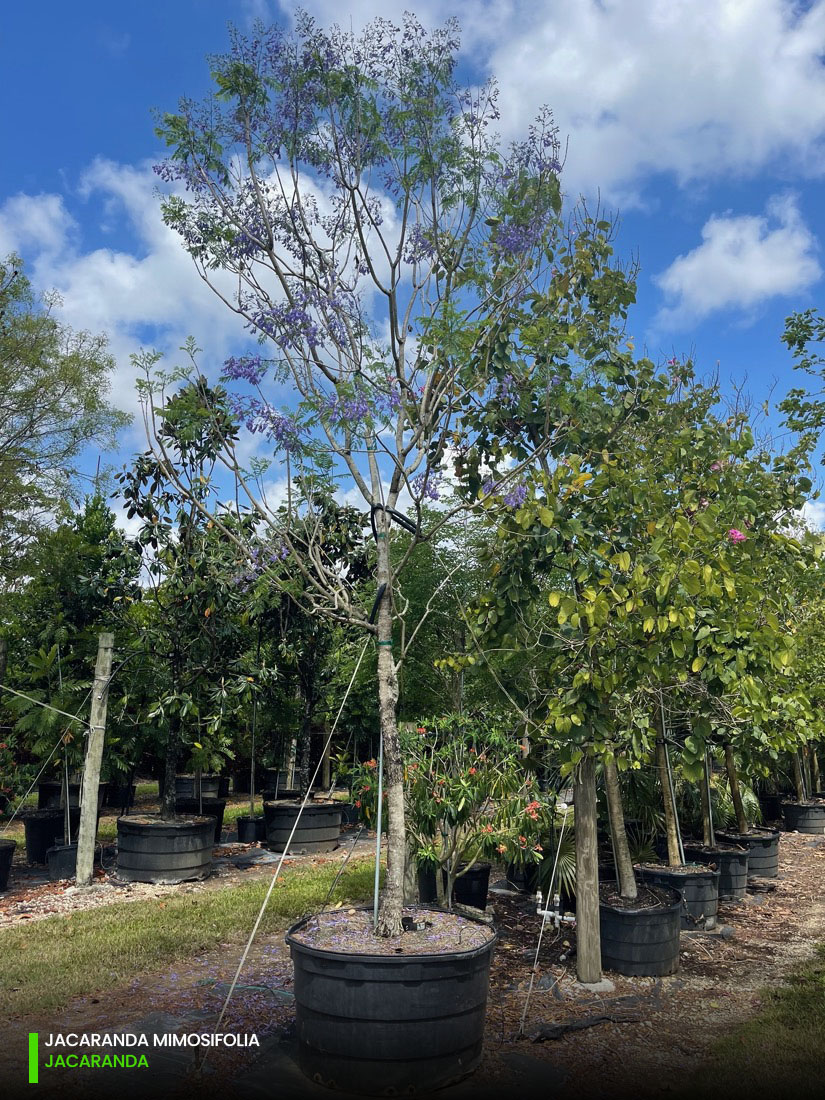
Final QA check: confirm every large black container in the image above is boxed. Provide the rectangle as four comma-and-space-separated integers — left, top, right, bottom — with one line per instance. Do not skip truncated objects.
717, 827, 780, 878
682, 843, 749, 901
174, 797, 226, 843
174, 774, 221, 800
599, 886, 682, 977
0, 838, 15, 891
640, 864, 719, 929
38, 781, 107, 812
237, 815, 266, 843
782, 801, 825, 834
286, 911, 496, 1094
23, 809, 79, 864
264, 801, 342, 854
453, 863, 491, 911
116, 815, 215, 883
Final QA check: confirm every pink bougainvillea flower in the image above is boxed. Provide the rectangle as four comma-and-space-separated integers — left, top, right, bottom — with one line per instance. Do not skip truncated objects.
728, 528, 747, 543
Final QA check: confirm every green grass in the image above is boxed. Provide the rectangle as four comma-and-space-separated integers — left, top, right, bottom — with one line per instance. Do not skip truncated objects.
0, 857, 379, 1018
686, 944, 825, 1096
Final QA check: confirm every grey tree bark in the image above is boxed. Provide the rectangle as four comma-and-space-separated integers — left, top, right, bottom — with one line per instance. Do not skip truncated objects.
603, 754, 637, 900
574, 756, 602, 983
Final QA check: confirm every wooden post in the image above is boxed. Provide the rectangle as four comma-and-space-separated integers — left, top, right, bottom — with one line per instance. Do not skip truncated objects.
574, 756, 602, 984
76, 633, 114, 886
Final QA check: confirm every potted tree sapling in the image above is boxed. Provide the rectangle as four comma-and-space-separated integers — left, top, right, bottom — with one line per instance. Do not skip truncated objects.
147, 11, 580, 1090
115, 399, 253, 883
353, 715, 550, 912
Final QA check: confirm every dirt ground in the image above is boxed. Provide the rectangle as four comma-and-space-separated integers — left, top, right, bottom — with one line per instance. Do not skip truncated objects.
1, 825, 824, 1099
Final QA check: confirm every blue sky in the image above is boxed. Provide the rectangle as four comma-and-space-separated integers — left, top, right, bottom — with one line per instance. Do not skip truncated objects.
2, 0, 825, 522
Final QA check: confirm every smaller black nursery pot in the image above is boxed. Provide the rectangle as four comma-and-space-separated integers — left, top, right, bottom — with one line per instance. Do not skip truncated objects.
0, 838, 15, 891
716, 827, 780, 878
236, 815, 266, 843
23, 809, 78, 864
781, 801, 825, 835
599, 883, 682, 977
174, 774, 222, 800
682, 842, 749, 901
639, 863, 719, 930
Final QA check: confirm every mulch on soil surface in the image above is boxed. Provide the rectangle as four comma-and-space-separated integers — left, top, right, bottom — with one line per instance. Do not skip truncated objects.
1, 831, 824, 1098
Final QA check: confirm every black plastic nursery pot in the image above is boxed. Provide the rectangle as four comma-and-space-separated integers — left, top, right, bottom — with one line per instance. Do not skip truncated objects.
682, 843, 749, 901
236, 815, 266, 843
37, 781, 107, 812
337, 802, 359, 827
640, 863, 719, 929
0, 837, 15, 891
46, 842, 78, 881
264, 800, 342, 854
174, 774, 222, 800
116, 815, 215, 883
453, 863, 491, 911
717, 827, 780, 878
285, 908, 497, 1094
174, 797, 227, 843
599, 884, 682, 977
416, 863, 491, 910
781, 800, 825, 834
23, 809, 79, 864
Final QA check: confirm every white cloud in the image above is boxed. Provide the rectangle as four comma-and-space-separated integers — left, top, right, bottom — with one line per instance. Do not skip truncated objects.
800, 499, 825, 531
275, 0, 825, 203
652, 194, 821, 329
0, 160, 256, 429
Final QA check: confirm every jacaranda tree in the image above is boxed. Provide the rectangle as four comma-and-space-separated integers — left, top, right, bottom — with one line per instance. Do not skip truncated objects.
146, 12, 585, 933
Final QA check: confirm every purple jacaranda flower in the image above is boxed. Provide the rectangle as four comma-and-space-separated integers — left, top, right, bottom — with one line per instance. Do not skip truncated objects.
412, 472, 441, 501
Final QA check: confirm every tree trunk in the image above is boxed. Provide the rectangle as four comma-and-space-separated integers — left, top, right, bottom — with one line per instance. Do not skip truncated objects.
574, 756, 602, 984
792, 750, 806, 802
603, 753, 637, 900
403, 833, 419, 904
297, 671, 313, 799
811, 746, 821, 796
802, 746, 814, 800
700, 751, 714, 847
724, 743, 748, 834
0, 635, 8, 689
161, 713, 181, 820
374, 528, 405, 938
654, 712, 681, 866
